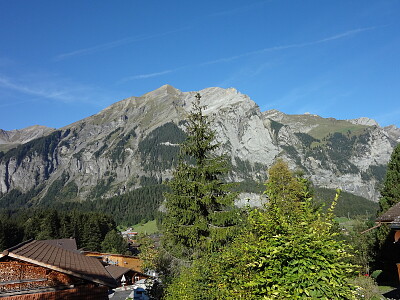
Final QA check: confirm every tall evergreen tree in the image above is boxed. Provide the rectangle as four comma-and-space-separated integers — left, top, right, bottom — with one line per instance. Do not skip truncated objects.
101, 229, 128, 254
165, 160, 356, 299
162, 93, 239, 260
378, 143, 400, 214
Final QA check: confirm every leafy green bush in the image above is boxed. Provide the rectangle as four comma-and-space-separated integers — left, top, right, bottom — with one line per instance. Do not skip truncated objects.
166, 160, 357, 299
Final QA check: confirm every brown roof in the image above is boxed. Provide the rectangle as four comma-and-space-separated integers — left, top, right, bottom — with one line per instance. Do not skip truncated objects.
105, 265, 132, 279
42, 238, 78, 252
0, 240, 116, 288
377, 202, 400, 223
105, 265, 151, 281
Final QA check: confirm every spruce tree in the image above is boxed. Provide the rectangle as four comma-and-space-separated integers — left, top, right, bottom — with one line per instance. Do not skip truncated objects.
165, 160, 356, 299
162, 93, 239, 260
378, 143, 400, 213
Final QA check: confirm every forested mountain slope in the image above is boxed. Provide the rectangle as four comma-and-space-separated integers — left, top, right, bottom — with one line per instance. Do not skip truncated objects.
0, 85, 398, 210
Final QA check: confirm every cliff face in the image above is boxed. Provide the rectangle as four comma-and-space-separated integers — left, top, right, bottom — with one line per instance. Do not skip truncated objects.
0, 85, 398, 204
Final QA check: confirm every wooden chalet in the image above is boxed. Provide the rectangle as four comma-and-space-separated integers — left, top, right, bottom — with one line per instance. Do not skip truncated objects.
376, 202, 400, 281
377, 202, 400, 236
105, 265, 150, 287
0, 240, 117, 299
41, 238, 79, 253
83, 251, 143, 272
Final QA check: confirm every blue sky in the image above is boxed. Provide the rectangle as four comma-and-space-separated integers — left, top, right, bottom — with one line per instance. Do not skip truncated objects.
0, 0, 399, 130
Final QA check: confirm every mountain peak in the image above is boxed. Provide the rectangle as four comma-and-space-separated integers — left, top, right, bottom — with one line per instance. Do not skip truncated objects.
347, 117, 380, 127
144, 84, 181, 98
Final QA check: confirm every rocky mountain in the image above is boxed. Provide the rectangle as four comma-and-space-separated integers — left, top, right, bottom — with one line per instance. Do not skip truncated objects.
0, 125, 55, 152
0, 85, 398, 208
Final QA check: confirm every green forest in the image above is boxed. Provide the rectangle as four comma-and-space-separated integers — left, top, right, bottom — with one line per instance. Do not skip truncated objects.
0, 208, 127, 254
140, 95, 400, 299
0, 94, 398, 299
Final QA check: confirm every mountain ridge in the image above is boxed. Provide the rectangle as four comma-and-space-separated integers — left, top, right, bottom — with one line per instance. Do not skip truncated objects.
0, 85, 398, 207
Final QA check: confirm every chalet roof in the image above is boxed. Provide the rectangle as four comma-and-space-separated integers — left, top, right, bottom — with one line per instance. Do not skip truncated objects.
0, 240, 116, 288
377, 202, 400, 223
42, 238, 78, 252
105, 265, 150, 280
105, 265, 132, 279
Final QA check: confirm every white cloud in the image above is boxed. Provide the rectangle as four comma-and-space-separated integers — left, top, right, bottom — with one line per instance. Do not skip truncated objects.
121, 70, 174, 81
0, 73, 113, 107
54, 27, 190, 61
120, 26, 377, 81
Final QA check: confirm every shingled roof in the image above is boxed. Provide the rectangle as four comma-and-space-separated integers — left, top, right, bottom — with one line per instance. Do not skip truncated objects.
105, 265, 132, 280
42, 238, 78, 252
0, 240, 116, 288
377, 202, 400, 223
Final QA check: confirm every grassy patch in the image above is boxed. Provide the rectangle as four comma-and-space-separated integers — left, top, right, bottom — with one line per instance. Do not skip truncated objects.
131, 220, 158, 234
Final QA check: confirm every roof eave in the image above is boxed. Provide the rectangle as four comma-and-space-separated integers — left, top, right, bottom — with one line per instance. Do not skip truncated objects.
6, 252, 117, 288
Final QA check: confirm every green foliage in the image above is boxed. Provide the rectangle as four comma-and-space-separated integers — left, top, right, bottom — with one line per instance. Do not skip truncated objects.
361, 165, 387, 183
131, 220, 158, 235
314, 187, 379, 218
231, 157, 266, 181
374, 143, 400, 284
101, 229, 129, 254
139, 122, 186, 171
140, 176, 161, 186
378, 143, 400, 213
230, 180, 265, 194
0, 185, 44, 209
1, 182, 167, 226
304, 132, 370, 174
281, 145, 302, 165
294, 132, 320, 148
109, 128, 137, 163
339, 217, 376, 275
40, 172, 77, 204
166, 160, 357, 299
94, 143, 108, 158
162, 94, 240, 260
0, 208, 118, 252
0, 213, 24, 251
0, 130, 63, 168
351, 276, 384, 300
89, 175, 115, 199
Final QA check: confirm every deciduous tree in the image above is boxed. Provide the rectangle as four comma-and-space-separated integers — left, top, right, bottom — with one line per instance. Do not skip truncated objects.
166, 160, 357, 299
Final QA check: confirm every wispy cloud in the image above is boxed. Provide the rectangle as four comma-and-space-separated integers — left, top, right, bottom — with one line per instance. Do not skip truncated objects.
121, 27, 376, 82
0, 74, 115, 107
120, 70, 174, 81
118, 66, 189, 83
0, 75, 72, 102
203, 26, 377, 66
54, 27, 189, 61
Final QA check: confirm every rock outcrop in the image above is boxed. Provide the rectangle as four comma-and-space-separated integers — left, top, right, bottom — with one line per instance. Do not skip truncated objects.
0, 85, 398, 204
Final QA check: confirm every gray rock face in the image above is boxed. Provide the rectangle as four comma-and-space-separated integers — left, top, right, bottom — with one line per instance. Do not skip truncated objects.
348, 117, 380, 127
0, 125, 54, 144
0, 85, 398, 204
0, 125, 55, 153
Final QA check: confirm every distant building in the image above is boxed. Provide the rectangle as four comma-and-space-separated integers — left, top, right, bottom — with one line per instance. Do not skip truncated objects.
105, 265, 150, 287
0, 240, 116, 299
121, 228, 138, 240
83, 251, 143, 272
